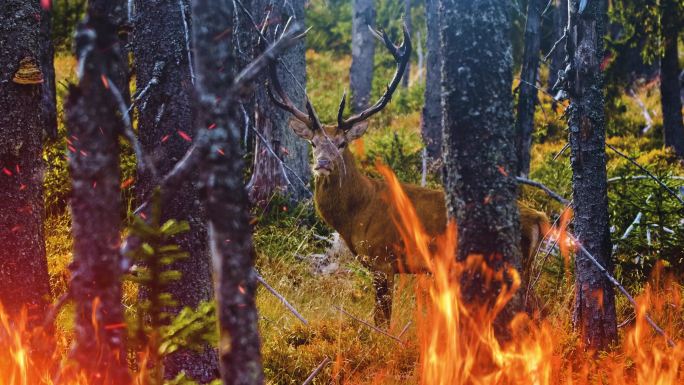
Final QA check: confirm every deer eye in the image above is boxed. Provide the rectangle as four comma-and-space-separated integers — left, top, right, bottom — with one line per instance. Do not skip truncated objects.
338, 141, 347, 149
310, 141, 316, 148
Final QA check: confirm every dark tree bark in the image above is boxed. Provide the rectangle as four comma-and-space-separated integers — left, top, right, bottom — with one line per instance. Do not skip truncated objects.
191, 0, 263, 383
659, 0, 684, 158
40, 2, 58, 138
350, 0, 376, 112
515, 0, 544, 177
65, 10, 130, 384
401, 0, 412, 88
247, 0, 311, 204
131, 0, 218, 381
549, 0, 568, 92
88, 0, 130, 101
565, 0, 617, 351
421, 0, 442, 161
441, 0, 523, 333
0, 0, 52, 318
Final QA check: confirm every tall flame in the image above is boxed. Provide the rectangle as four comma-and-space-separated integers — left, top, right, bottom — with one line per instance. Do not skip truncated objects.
377, 164, 684, 385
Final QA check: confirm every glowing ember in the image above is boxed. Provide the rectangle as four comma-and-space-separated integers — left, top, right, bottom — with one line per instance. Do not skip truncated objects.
377, 164, 684, 385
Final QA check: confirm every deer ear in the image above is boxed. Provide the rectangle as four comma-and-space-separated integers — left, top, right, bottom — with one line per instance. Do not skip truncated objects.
288, 118, 314, 140
344, 121, 369, 141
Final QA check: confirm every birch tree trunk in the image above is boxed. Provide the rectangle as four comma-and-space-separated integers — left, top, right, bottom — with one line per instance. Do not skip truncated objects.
659, 0, 684, 158
350, 0, 376, 112
566, 0, 617, 351
0, 0, 52, 319
65, 9, 130, 384
441, 0, 523, 334
191, 0, 263, 383
515, 0, 543, 176
421, 0, 442, 161
132, 0, 218, 381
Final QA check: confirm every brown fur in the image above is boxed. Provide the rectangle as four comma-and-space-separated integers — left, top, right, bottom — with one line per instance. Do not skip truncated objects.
314, 146, 549, 326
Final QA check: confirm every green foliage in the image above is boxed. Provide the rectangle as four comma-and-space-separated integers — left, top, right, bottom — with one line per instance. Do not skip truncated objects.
124, 190, 217, 385
365, 130, 422, 184
52, 0, 87, 50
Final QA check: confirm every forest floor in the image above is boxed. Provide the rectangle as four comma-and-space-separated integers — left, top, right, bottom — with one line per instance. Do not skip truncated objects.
44, 52, 684, 384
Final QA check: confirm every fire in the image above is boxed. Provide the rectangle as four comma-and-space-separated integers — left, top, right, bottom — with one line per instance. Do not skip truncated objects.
377, 164, 684, 385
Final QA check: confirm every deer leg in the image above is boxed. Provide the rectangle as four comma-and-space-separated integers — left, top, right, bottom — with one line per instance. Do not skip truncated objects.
371, 268, 394, 328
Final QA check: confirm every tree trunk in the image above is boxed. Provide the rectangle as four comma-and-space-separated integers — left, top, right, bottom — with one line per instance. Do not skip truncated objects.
659, 0, 684, 158
40, 2, 58, 139
566, 0, 617, 351
88, 0, 130, 100
247, 0, 311, 204
132, 0, 218, 381
0, 0, 52, 318
64, 10, 130, 384
549, 0, 568, 92
441, 0, 522, 334
421, 0, 442, 161
191, 0, 263, 383
515, 0, 543, 177
350, 0, 376, 112
401, 0, 411, 88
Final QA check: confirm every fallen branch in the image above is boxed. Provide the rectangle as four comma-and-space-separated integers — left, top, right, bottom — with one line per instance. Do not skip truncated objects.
516, 176, 571, 205
301, 356, 331, 385
573, 239, 676, 348
397, 320, 412, 338
608, 175, 684, 184
255, 270, 308, 325
334, 306, 404, 345
606, 143, 684, 206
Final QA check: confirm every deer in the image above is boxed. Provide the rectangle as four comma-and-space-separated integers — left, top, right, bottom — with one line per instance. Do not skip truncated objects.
267, 25, 549, 327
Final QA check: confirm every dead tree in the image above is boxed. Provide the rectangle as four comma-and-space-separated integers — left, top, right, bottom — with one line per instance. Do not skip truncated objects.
401, 0, 412, 88
564, 0, 617, 350
515, 0, 544, 176
191, 0, 263, 382
0, 0, 52, 318
421, 0, 442, 161
131, 0, 218, 380
549, 0, 568, 92
659, 0, 684, 158
441, 0, 523, 332
247, 0, 311, 204
350, 0, 376, 112
64, 9, 131, 384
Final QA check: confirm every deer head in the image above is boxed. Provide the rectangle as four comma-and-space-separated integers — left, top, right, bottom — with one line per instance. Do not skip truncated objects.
268, 25, 412, 177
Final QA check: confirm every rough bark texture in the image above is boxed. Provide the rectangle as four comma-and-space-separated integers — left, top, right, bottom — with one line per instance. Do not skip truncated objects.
659, 0, 684, 158
40, 2, 58, 138
65, 11, 130, 384
402, 0, 412, 88
88, 0, 130, 100
0, 0, 52, 318
421, 0, 442, 161
350, 0, 376, 112
247, 0, 311, 204
131, 0, 218, 381
440, 0, 523, 333
191, 0, 263, 383
549, 0, 568, 92
515, 0, 543, 176
565, 0, 617, 351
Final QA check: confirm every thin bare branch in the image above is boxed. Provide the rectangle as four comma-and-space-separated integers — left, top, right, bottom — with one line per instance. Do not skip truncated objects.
255, 270, 308, 325
606, 143, 684, 206
301, 357, 332, 385
334, 306, 404, 345
516, 176, 571, 205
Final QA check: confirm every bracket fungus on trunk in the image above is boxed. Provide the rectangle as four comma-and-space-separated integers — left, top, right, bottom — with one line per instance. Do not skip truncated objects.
12, 57, 44, 85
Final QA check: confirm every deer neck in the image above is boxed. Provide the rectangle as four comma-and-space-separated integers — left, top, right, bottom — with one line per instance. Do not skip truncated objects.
313, 148, 372, 237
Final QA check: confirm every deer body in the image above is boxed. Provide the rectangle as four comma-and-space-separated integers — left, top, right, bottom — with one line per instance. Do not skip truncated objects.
267, 23, 547, 326
314, 146, 547, 326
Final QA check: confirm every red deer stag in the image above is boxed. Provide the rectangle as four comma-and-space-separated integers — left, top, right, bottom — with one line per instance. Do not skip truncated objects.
268, 25, 548, 327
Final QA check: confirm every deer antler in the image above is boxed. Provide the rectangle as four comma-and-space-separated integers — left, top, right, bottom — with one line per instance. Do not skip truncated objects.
338, 24, 412, 131
266, 27, 323, 131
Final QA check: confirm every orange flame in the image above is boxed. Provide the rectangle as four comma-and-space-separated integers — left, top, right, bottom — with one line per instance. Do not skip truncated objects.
377, 164, 684, 385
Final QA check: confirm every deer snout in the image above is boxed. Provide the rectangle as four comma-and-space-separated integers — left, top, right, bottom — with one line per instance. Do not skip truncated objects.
315, 159, 332, 170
